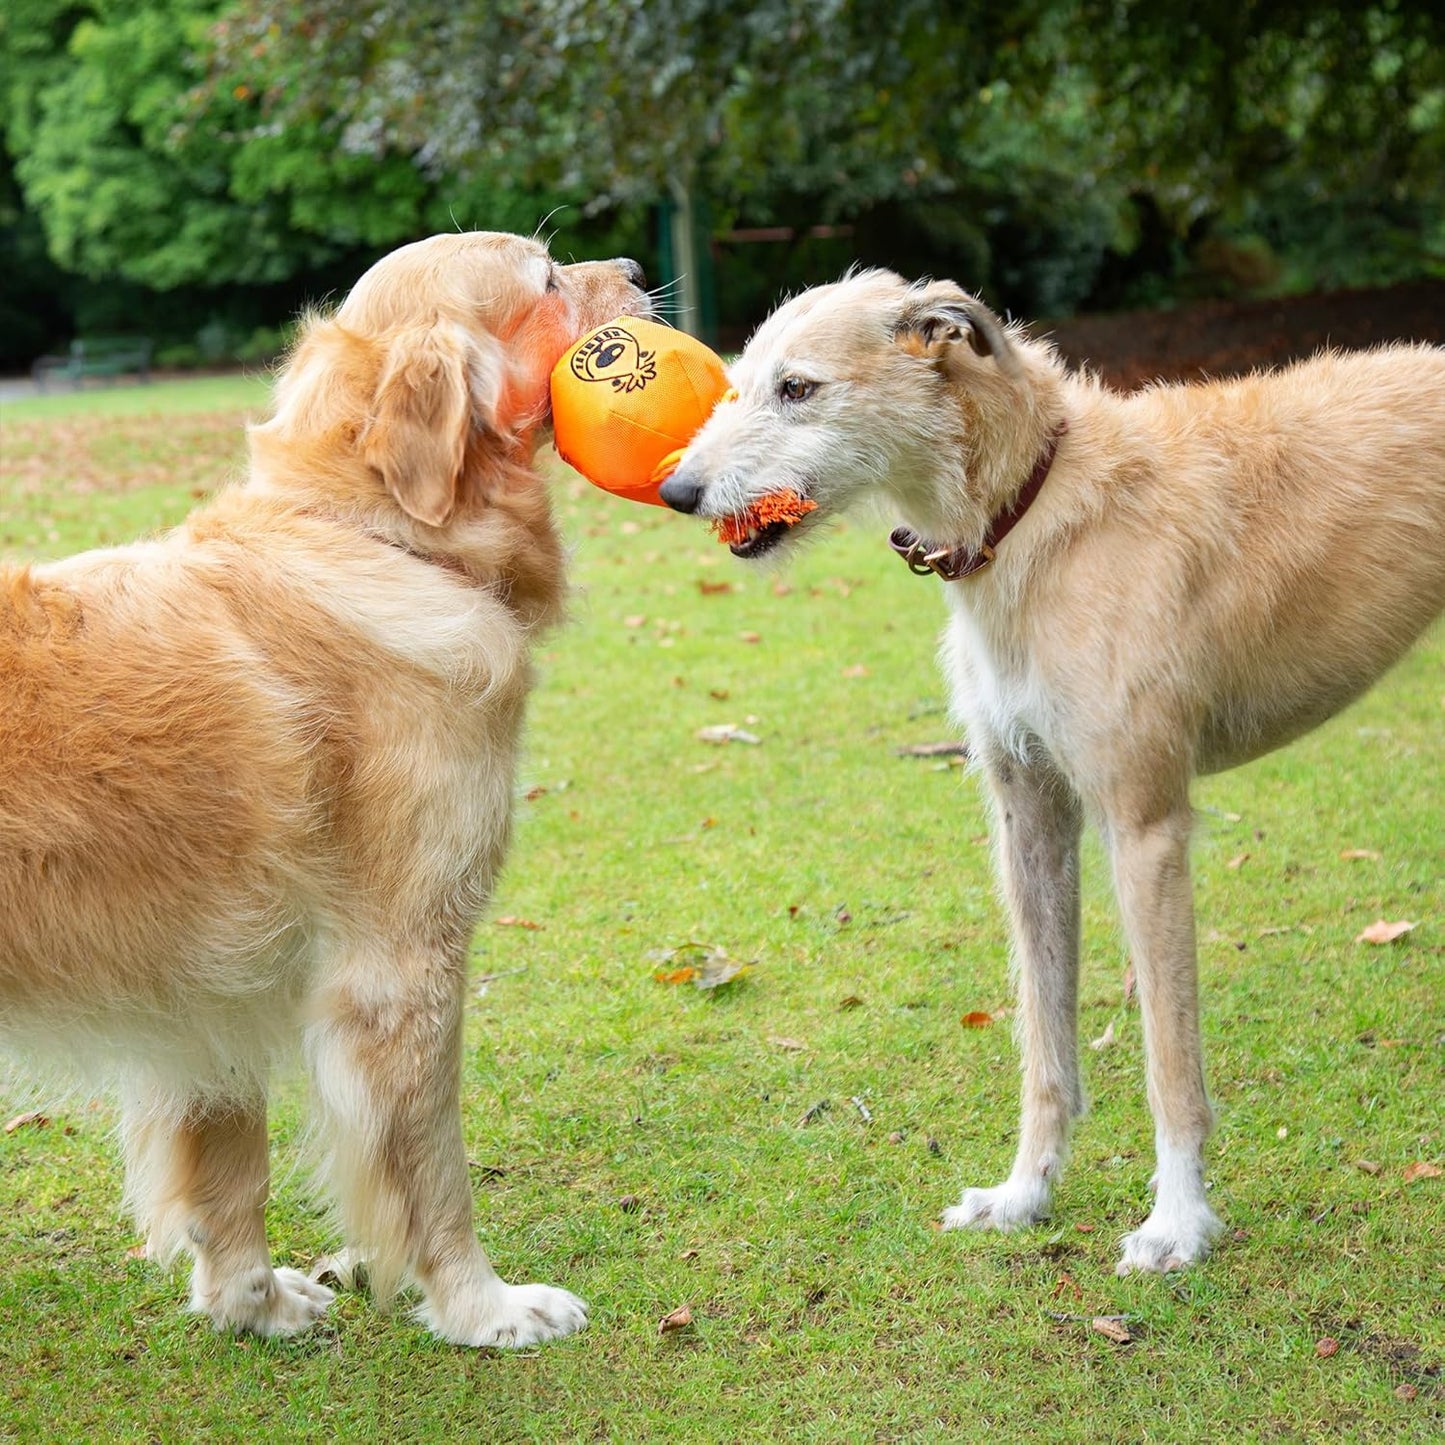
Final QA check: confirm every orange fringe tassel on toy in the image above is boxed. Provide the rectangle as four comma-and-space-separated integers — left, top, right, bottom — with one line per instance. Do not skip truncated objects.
710, 491, 818, 546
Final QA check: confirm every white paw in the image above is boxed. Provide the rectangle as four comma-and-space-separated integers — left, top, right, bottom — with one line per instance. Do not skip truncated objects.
1116, 1202, 1223, 1275
942, 1178, 1051, 1232
194, 1263, 335, 1336
419, 1280, 590, 1349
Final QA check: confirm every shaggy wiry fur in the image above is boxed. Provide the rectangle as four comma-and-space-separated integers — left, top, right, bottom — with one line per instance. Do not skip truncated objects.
659, 269, 1445, 1273
0, 230, 649, 1343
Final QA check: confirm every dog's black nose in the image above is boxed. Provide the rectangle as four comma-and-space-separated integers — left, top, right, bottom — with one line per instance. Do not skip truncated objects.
618, 258, 647, 291
658, 470, 703, 514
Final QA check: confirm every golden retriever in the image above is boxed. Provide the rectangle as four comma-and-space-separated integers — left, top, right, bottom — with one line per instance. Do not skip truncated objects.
657, 270, 1445, 1272
0, 230, 649, 1344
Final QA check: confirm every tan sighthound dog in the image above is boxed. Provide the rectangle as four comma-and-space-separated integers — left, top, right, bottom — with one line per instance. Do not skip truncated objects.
658, 271, 1445, 1273
1, 231, 649, 1343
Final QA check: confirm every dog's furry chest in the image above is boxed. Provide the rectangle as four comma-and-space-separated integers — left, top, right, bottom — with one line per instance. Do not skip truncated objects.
940, 597, 1057, 760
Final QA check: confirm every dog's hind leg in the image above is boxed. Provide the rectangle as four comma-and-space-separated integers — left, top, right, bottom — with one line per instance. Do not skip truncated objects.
1103, 802, 1223, 1273
944, 748, 1085, 1233
305, 948, 588, 1348
120, 1088, 333, 1335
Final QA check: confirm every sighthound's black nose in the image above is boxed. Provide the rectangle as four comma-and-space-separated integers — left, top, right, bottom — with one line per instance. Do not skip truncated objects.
618, 257, 647, 290
658, 470, 704, 514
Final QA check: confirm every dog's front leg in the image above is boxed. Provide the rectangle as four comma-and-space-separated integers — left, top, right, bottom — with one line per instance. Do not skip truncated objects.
1104, 804, 1223, 1273
944, 748, 1085, 1232
305, 953, 588, 1348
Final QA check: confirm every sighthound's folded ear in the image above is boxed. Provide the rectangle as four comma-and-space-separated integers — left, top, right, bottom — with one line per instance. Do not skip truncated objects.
362, 321, 503, 526
893, 290, 1022, 379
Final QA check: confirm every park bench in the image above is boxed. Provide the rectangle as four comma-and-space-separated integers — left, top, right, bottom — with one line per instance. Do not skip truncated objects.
31, 336, 154, 391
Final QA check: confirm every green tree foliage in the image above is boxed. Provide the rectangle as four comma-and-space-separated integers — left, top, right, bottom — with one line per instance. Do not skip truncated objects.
3, 0, 1442, 347
200, 0, 1444, 311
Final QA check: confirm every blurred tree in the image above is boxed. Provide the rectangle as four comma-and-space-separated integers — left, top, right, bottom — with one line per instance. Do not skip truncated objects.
2, 0, 1441, 358
199, 0, 1443, 314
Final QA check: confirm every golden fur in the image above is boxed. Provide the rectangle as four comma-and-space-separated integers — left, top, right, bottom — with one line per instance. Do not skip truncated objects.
0, 230, 649, 1344
659, 269, 1445, 1273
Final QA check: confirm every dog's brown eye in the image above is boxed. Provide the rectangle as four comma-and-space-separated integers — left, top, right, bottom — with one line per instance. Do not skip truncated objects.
779, 376, 814, 403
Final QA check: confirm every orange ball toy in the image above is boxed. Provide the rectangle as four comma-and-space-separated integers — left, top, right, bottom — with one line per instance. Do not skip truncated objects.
550, 316, 732, 506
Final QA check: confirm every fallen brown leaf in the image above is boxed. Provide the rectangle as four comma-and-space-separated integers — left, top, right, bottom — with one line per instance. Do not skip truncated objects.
3, 1111, 48, 1134
1050, 1273, 1082, 1301
697, 579, 733, 595
961, 1011, 993, 1028
658, 1304, 693, 1335
1227, 852, 1250, 869
1354, 1159, 1382, 1176
1339, 848, 1381, 860
648, 942, 753, 990
838, 994, 863, 1010
769, 1036, 808, 1051
1402, 1161, 1442, 1183
895, 741, 970, 758
1315, 1336, 1340, 1358
494, 916, 544, 930
841, 664, 869, 678
738, 630, 762, 644
1091, 1317, 1132, 1345
623, 614, 647, 629
696, 723, 761, 745
1355, 918, 1417, 945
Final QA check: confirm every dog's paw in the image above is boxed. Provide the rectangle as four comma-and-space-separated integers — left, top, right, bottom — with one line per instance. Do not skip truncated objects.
1115, 1202, 1223, 1275
942, 1179, 1051, 1232
420, 1281, 590, 1349
194, 1263, 335, 1336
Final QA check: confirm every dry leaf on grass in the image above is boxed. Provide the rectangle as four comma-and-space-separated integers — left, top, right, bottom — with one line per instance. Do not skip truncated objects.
769, 1036, 808, 1051
1339, 848, 1382, 861
4, 1111, 48, 1134
1354, 1159, 1382, 1176
961, 1011, 994, 1029
1402, 1161, 1442, 1183
1315, 1336, 1340, 1358
649, 943, 753, 990
1091, 1317, 1133, 1345
658, 1304, 693, 1335
494, 916, 544, 930
1227, 852, 1250, 869
1089, 1020, 1117, 1051
895, 741, 970, 758
696, 723, 761, 745
697, 579, 733, 595
1355, 918, 1417, 945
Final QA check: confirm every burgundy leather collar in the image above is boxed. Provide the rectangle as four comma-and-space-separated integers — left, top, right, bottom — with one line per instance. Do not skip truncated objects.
889, 419, 1069, 581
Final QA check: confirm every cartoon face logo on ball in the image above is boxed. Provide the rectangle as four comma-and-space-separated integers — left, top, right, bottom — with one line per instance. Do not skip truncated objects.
568, 325, 658, 393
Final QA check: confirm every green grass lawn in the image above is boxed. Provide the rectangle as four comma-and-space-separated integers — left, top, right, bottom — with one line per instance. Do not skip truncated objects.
1, 375, 1441, 1442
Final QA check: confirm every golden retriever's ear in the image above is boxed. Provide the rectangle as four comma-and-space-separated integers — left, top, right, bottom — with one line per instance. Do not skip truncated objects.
894, 291, 1022, 378
362, 321, 502, 526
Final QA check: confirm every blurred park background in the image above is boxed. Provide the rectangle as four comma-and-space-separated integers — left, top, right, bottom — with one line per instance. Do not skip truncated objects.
2, 0, 1443, 379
